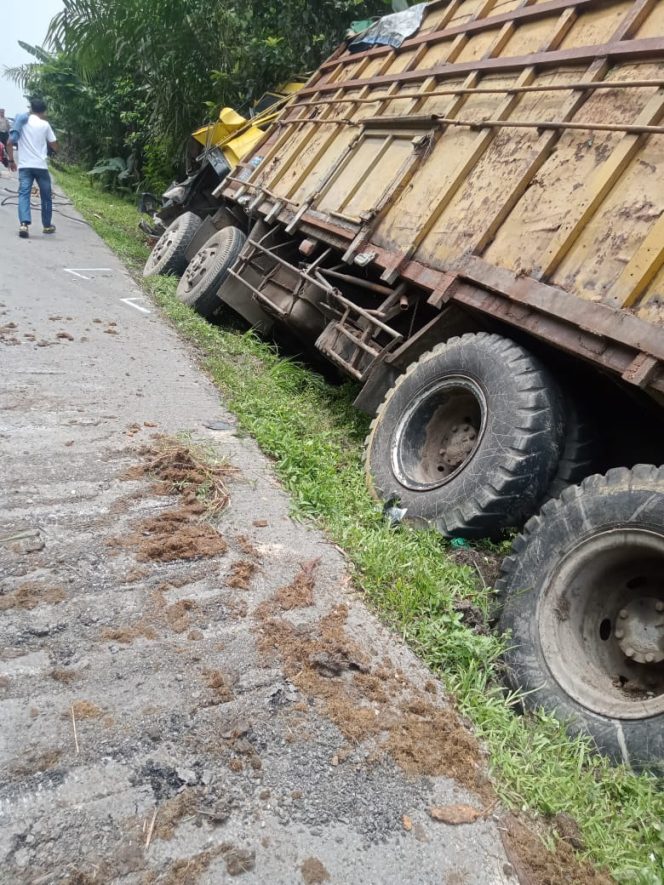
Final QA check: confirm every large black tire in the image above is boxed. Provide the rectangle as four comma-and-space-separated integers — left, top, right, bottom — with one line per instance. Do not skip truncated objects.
364, 333, 565, 538
176, 226, 246, 319
544, 394, 599, 501
498, 466, 664, 770
142, 212, 202, 278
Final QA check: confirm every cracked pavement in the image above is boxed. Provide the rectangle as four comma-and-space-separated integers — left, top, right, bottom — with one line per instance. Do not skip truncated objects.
0, 172, 513, 884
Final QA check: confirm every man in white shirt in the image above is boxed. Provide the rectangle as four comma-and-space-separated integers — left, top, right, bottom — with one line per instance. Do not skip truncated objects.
6, 98, 58, 238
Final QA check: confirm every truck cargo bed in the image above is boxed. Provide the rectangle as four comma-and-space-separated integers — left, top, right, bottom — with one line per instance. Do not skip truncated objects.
223, 0, 664, 396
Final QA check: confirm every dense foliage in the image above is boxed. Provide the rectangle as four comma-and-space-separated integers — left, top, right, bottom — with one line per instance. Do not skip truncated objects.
6, 0, 386, 188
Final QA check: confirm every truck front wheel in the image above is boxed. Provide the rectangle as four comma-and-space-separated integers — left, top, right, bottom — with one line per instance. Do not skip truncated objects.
176, 226, 247, 320
364, 332, 564, 537
143, 211, 202, 278
498, 466, 664, 769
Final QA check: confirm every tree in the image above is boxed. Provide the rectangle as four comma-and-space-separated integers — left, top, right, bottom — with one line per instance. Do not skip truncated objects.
7, 0, 387, 185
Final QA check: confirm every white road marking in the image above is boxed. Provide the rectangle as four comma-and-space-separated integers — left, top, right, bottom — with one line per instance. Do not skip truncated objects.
121, 297, 151, 314
63, 267, 113, 280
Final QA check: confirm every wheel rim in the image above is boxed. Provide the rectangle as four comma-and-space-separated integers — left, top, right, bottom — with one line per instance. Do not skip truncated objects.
539, 529, 664, 720
150, 225, 178, 264
181, 243, 218, 293
390, 375, 486, 491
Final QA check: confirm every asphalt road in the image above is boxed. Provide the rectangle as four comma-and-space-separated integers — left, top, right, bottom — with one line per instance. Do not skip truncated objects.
0, 168, 513, 884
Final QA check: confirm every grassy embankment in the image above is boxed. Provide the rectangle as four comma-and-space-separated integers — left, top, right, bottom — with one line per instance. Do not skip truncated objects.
54, 166, 664, 884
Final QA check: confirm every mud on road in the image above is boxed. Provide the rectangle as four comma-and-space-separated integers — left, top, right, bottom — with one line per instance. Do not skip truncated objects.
0, 189, 609, 884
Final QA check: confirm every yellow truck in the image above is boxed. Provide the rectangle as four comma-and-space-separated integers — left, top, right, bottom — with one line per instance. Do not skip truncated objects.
175, 1, 664, 765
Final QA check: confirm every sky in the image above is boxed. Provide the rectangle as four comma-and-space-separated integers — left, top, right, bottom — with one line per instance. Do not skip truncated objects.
1, 0, 64, 115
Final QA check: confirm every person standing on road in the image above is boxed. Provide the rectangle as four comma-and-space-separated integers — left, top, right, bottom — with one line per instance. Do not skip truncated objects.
6, 98, 58, 239
0, 109, 10, 151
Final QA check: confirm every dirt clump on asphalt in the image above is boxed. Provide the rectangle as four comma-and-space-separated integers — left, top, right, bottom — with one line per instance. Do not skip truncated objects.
500, 814, 613, 885
125, 567, 149, 584
204, 669, 235, 703
0, 321, 21, 345
153, 842, 255, 882
156, 847, 221, 884
223, 845, 256, 876
152, 789, 202, 840
112, 439, 233, 563
256, 595, 489, 797
68, 700, 105, 720
127, 506, 228, 563
227, 560, 257, 589
11, 748, 63, 777
164, 598, 198, 632
235, 534, 261, 559
98, 585, 207, 647
101, 624, 158, 644
124, 438, 234, 511
273, 559, 318, 610
50, 667, 79, 684
0, 582, 66, 611
301, 856, 331, 883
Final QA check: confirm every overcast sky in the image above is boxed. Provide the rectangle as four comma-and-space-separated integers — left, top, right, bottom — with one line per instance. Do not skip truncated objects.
1, 0, 64, 114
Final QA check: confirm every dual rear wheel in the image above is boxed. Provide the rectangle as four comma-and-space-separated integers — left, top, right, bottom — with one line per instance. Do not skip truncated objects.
364, 332, 663, 767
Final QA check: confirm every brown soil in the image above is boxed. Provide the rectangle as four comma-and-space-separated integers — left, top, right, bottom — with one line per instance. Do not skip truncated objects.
164, 598, 198, 632
301, 857, 331, 884
50, 667, 79, 684
112, 439, 233, 563
500, 814, 613, 885
0, 582, 66, 611
448, 546, 502, 590
255, 602, 489, 798
11, 748, 63, 777
227, 560, 257, 590
125, 567, 149, 584
273, 559, 318, 610
235, 534, 261, 559
157, 847, 221, 884
204, 669, 234, 703
98, 588, 203, 647
69, 700, 105, 720
127, 506, 228, 563
123, 439, 234, 513
101, 625, 158, 644
153, 789, 201, 841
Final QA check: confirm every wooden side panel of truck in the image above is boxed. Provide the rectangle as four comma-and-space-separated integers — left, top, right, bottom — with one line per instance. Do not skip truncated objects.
222, 0, 664, 397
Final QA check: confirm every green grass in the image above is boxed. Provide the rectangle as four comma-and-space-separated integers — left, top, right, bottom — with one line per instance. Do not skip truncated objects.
54, 166, 664, 884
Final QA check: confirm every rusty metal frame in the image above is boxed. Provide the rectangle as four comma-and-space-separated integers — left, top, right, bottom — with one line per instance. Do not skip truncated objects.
358, 113, 664, 136
316, 0, 618, 75
295, 79, 664, 111
299, 38, 664, 97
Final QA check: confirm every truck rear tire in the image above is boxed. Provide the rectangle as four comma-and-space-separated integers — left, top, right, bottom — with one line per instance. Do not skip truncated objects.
176, 226, 246, 319
143, 212, 202, 278
544, 393, 599, 501
364, 332, 564, 537
498, 466, 664, 769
